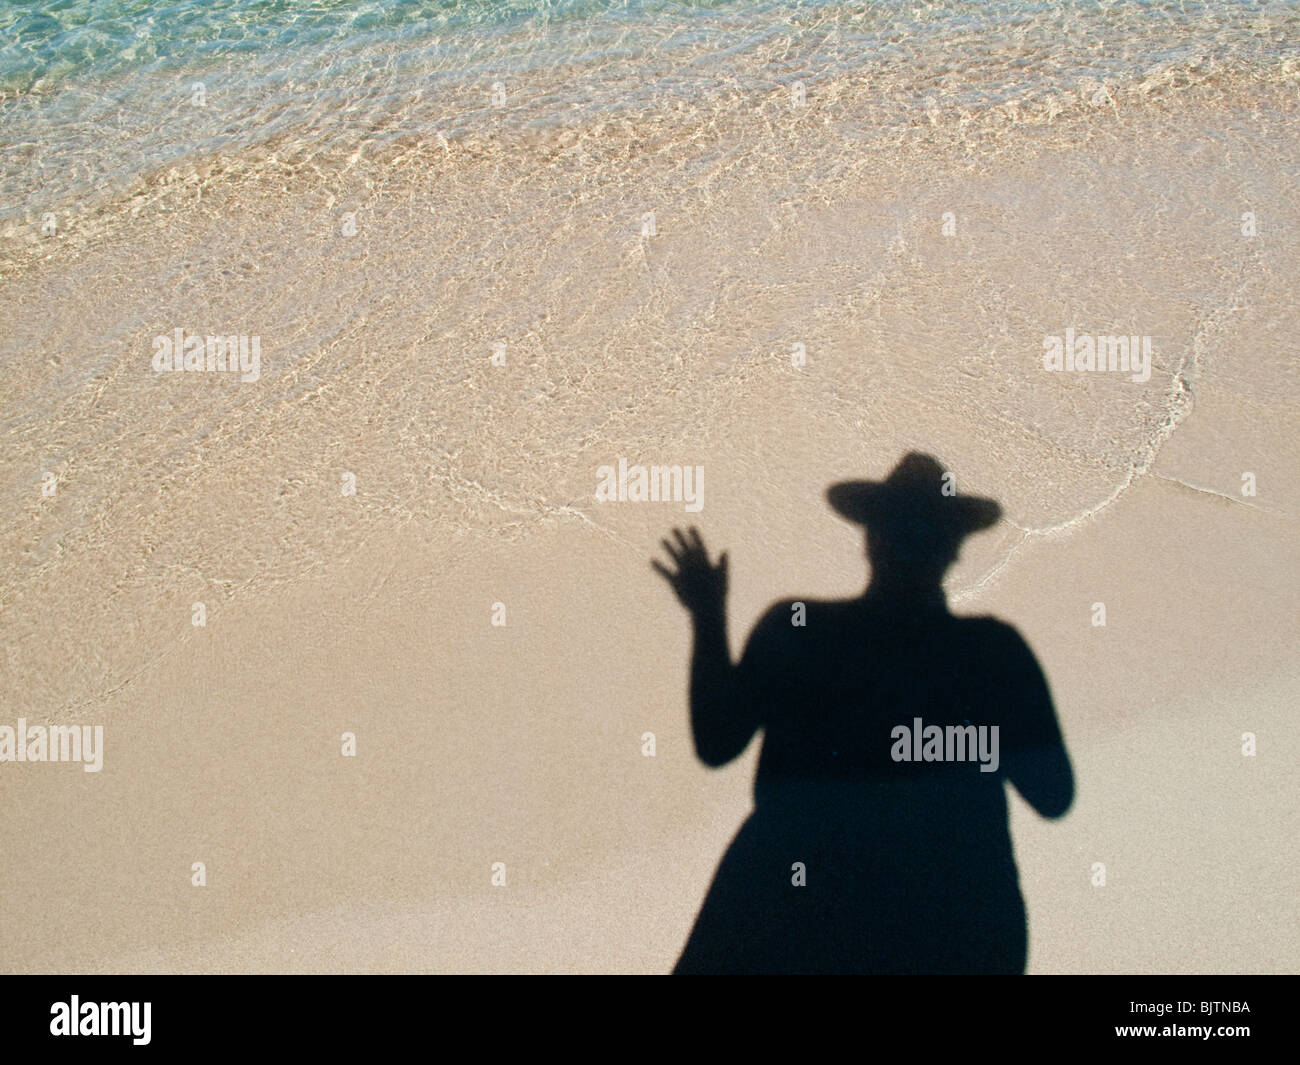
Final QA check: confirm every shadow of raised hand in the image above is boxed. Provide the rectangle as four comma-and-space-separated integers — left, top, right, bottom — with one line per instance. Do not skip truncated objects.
651, 526, 728, 621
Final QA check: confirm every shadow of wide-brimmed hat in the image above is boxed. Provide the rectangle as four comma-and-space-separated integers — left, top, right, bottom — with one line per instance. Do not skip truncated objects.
828, 452, 1001, 537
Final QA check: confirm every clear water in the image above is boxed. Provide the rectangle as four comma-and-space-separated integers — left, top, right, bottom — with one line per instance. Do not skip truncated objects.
1, 1, 1296, 714
3, 0, 1297, 219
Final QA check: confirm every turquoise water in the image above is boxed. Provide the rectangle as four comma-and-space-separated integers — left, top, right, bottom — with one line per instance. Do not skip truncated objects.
2, 0, 1297, 217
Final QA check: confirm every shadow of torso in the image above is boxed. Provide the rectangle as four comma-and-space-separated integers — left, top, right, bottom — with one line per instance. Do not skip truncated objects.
676, 593, 1062, 974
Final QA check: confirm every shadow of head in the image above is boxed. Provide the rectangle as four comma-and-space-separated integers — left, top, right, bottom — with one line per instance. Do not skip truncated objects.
828, 452, 1002, 590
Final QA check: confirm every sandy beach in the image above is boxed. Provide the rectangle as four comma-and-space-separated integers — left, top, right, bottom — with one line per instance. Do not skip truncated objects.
1, 0, 1297, 973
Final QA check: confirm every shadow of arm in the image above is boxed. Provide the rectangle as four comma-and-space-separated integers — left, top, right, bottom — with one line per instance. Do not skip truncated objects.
688, 605, 768, 767
995, 623, 1075, 819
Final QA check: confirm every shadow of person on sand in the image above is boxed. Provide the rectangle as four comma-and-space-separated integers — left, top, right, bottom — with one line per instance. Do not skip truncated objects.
653, 452, 1074, 974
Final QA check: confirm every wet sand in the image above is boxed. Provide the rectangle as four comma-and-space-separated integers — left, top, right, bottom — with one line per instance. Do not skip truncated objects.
1, 75, 1297, 972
